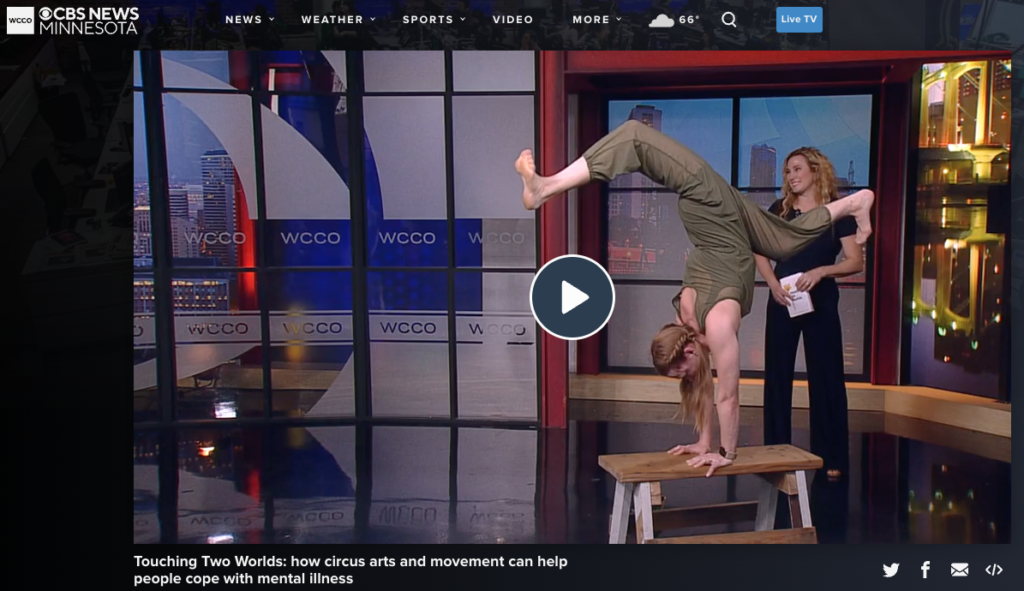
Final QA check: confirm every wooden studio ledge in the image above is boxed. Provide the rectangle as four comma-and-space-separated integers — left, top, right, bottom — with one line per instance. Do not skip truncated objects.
572, 374, 1011, 438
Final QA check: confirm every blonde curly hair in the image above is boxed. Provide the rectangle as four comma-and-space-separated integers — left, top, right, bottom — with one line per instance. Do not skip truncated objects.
779, 147, 839, 217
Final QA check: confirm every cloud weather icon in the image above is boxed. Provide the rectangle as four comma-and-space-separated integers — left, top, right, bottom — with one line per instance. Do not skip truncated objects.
882, 563, 899, 577
649, 14, 674, 28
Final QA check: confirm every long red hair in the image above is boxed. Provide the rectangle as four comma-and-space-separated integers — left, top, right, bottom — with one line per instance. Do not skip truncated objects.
651, 323, 713, 433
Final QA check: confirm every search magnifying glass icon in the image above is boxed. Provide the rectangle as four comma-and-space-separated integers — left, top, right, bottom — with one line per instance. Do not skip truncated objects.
721, 11, 736, 27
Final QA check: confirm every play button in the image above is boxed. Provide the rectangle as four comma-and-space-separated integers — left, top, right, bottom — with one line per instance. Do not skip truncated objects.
561, 281, 589, 313
531, 254, 615, 340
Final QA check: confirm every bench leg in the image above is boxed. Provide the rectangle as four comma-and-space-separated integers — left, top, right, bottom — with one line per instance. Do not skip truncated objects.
633, 482, 655, 543
795, 470, 813, 527
754, 476, 778, 531
650, 481, 664, 507
609, 481, 634, 544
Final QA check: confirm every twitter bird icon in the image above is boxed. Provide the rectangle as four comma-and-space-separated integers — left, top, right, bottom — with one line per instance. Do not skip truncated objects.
883, 563, 899, 577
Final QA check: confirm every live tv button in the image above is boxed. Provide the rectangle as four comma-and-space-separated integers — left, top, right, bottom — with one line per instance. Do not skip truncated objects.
776, 7, 823, 32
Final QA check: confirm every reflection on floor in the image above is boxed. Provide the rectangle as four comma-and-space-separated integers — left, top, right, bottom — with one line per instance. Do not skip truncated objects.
133, 401, 1010, 544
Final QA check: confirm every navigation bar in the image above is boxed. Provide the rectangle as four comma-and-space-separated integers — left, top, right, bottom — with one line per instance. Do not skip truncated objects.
130, 0, 1019, 52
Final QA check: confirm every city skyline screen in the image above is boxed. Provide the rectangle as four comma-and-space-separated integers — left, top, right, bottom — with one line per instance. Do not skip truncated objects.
739, 95, 874, 188
134, 51, 358, 421
605, 94, 873, 376
134, 50, 540, 422
605, 94, 873, 280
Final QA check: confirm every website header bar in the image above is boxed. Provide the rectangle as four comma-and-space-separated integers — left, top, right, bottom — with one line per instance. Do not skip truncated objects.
106, 0, 1021, 52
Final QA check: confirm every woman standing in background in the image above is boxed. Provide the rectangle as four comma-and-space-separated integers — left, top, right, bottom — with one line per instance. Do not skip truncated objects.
755, 147, 864, 481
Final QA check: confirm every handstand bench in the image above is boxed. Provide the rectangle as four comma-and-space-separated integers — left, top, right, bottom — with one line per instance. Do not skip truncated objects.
599, 444, 821, 544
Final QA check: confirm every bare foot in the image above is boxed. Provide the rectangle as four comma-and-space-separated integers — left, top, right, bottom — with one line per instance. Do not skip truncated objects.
850, 189, 874, 244
515, 149, 544, 210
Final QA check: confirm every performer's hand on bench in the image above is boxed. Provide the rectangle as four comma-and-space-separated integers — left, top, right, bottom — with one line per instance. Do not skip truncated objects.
667, 442, 711, 456
686, 452, 734, 477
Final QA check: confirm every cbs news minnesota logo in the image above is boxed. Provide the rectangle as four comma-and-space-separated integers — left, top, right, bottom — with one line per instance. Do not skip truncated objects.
7, 6, 139, 35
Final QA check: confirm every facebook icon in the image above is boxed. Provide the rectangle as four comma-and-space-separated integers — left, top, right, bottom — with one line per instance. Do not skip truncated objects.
921, 561, 930, 578
776, 7, 823, 33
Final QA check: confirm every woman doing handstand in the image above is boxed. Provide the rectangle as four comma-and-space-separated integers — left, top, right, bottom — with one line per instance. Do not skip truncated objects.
516, 120, 873, 476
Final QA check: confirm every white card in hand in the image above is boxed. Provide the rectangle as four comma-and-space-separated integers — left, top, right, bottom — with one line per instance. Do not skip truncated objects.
779, 273, 814, 317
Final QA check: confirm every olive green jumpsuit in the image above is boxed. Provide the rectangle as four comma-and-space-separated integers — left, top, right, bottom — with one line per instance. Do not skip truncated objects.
582, 120, 833, 331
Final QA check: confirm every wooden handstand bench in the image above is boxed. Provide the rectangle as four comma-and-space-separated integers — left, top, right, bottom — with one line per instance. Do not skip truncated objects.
599, 445, 821, 544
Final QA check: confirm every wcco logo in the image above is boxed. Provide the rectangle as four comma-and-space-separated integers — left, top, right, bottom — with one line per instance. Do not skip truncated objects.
281, 321, 345, 335
186, 232, 246, 245
7, 7, 35, 34
467, 232, 527, 245
186, 322, 250, 335
379, 321, 438, 334
280, 232, 344, 245
378, 232, 436, 245
467, 322, 528, 336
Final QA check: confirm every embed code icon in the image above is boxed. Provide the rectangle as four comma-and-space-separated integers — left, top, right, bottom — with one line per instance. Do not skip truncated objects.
7, 7, 35, 34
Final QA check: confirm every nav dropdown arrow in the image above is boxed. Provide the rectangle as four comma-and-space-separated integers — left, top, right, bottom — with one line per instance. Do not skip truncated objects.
616, 17, 621, 21
461, 17, 466, 21
269, 16, 274, 20
370, 17, 375, 21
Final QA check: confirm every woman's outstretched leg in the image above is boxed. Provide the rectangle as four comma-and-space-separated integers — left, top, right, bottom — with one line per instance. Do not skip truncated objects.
517, 119, 719, 210
738, 188, 875, 263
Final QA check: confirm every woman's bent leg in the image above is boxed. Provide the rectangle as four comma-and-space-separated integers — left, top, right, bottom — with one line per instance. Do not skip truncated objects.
518, 119, 726, 210
736, 188, 874, 261
581, 119, 721, 193
736, 195, 833, 261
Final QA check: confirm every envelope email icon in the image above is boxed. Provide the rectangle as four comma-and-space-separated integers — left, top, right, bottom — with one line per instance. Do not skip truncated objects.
951, 563, 968, 576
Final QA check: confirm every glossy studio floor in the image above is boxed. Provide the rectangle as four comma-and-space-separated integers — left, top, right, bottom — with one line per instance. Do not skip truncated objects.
133, 399, 1010, 545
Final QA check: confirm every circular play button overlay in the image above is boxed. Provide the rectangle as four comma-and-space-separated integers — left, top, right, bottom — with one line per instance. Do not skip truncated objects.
530, 254, 615, 340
